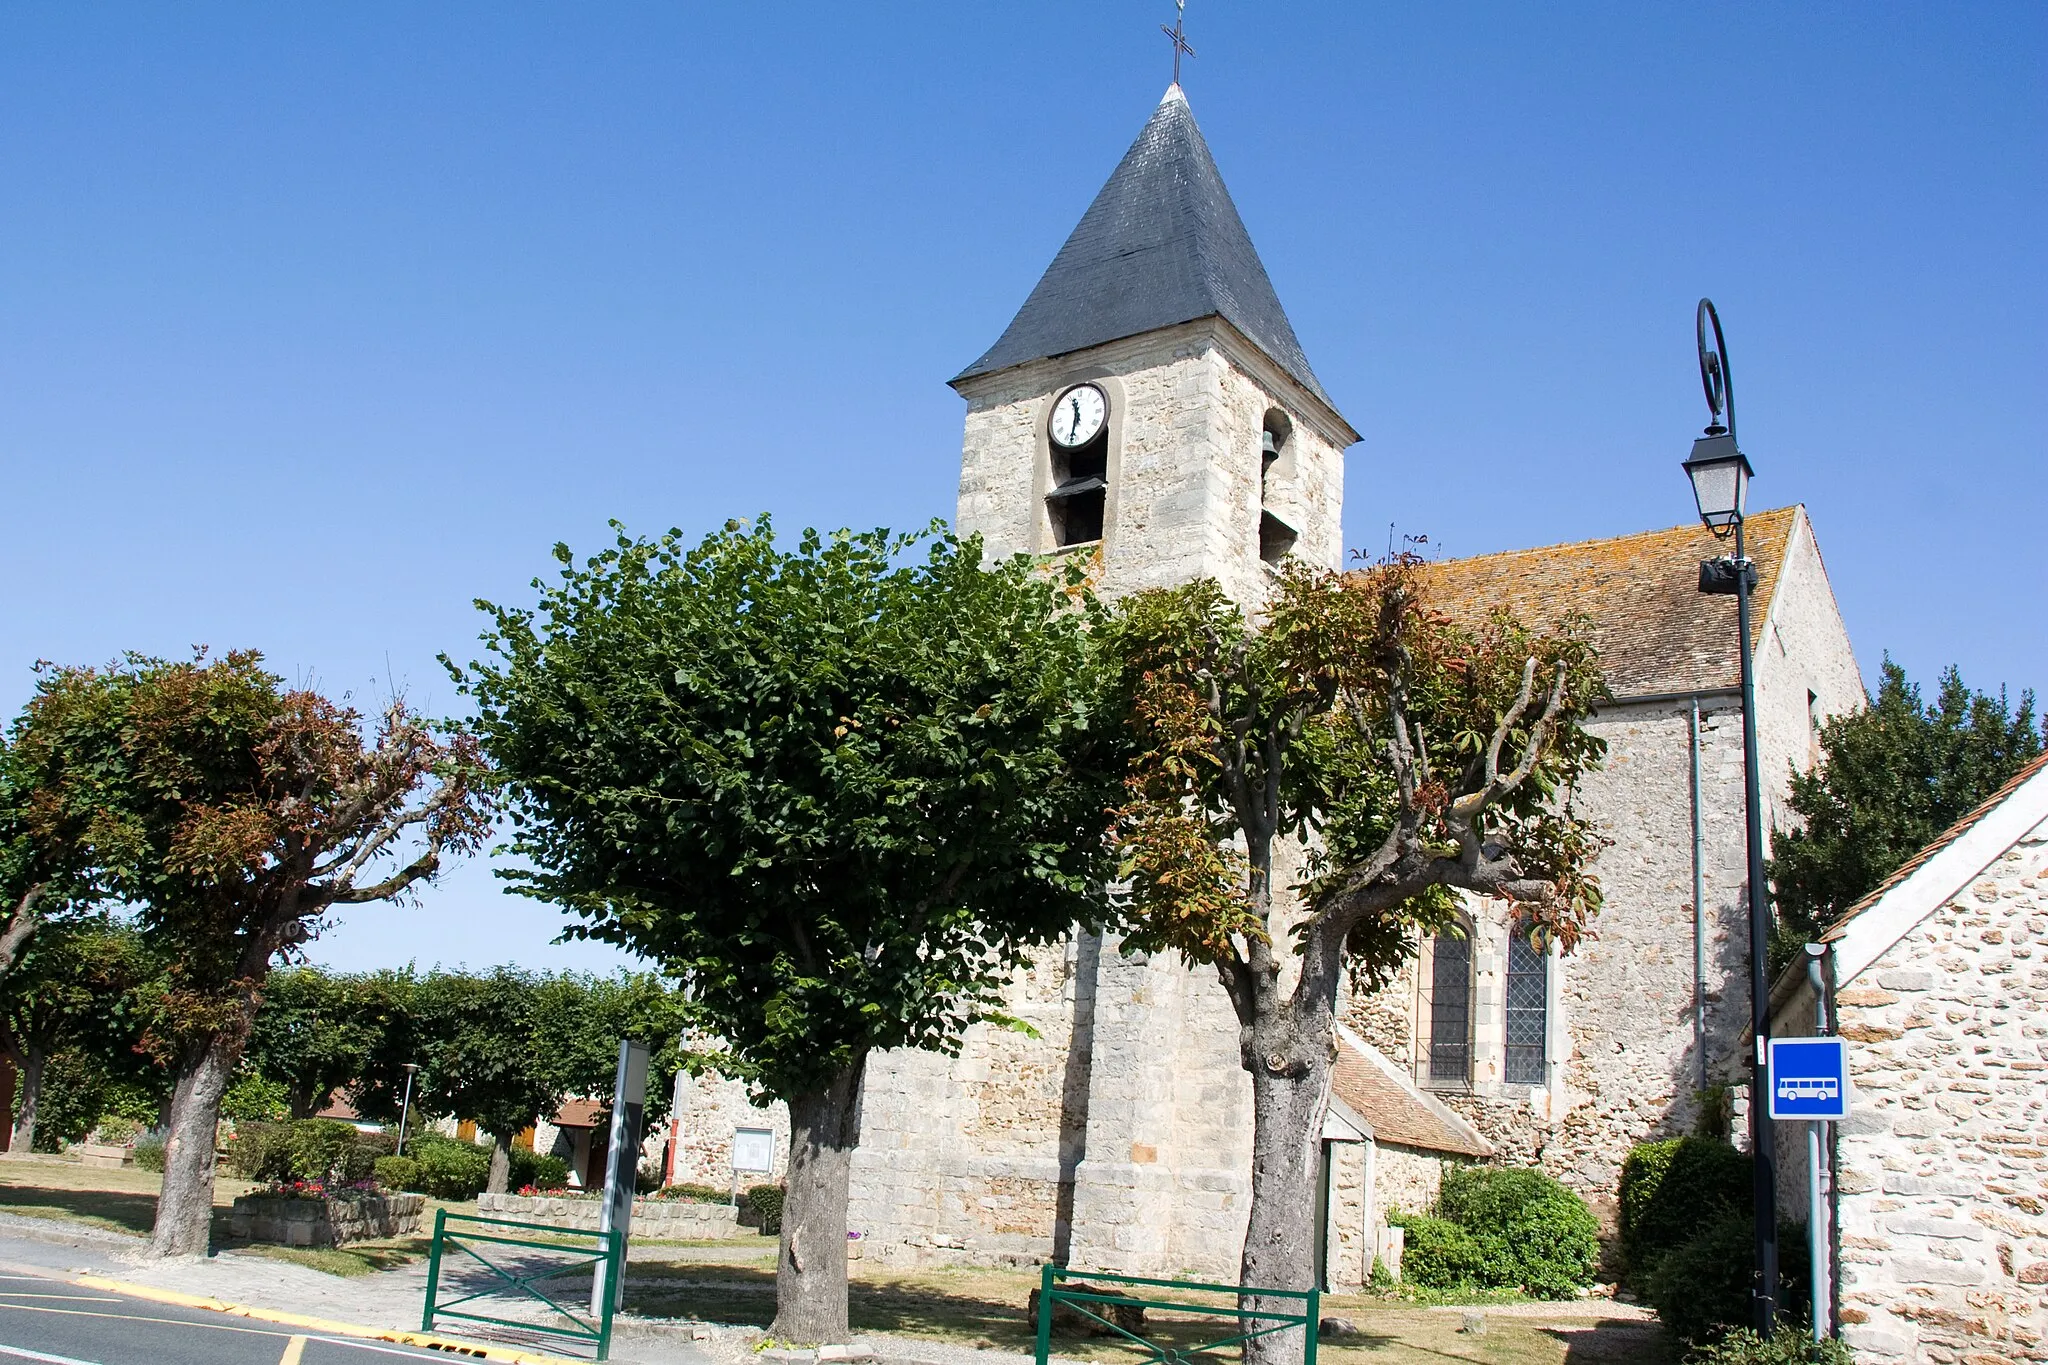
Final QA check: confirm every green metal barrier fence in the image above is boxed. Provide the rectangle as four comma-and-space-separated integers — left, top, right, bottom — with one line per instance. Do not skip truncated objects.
421, 1208, 623, 1360
1032, 1265, 1319, 1365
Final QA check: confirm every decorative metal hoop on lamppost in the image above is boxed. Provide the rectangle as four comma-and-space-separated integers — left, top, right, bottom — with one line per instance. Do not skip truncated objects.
1698, 297, 1735, 440
1681, 298, 1778, 1333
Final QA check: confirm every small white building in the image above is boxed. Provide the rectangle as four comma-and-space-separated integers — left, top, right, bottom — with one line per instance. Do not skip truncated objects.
1769, 752, 2048, 1363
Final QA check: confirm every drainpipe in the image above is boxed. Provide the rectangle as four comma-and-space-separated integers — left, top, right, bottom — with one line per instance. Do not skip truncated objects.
1691, 696, 1708, 1092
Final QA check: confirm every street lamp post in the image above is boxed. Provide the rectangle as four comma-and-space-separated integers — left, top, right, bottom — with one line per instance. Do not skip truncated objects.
396, 1063, 420, 1157
1682, 298, 1778, 1332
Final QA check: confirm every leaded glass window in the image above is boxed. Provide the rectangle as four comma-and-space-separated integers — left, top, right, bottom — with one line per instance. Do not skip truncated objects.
1428, 934, 1471, 1084
1505, 929, 1549, 1085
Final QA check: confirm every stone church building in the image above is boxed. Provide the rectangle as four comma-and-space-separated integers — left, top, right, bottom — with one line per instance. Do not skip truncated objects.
670, 85, 1864, 1288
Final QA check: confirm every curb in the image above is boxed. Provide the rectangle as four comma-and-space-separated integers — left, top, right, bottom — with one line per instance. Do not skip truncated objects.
70, 1273, 588, 1364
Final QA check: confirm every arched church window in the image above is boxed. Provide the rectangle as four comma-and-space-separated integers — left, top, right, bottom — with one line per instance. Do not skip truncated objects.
1504, 927, 1549, 1085
1427, 932, 1471, 1084
1047, 383, 1109, 548
1259, 409, 1298, 564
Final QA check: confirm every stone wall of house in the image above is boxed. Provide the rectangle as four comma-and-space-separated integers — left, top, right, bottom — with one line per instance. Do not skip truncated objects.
670, 1057, 789, 1189
1325, 1141, 1370, 1291
1752, 509, 1868, 836
1811, 818, 2048, 1364
1373, 1143, 1444, 1220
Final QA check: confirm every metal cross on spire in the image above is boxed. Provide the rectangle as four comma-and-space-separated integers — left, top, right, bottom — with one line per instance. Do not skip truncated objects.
1161, 0, 1195, 85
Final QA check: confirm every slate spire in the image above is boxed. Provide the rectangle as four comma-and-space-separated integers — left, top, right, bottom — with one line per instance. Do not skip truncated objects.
955, 85, 1336, 411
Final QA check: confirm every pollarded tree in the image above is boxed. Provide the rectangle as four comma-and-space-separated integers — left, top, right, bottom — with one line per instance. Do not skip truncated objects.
12, 652, 491, 1256
1109, 558, 1604, 1363
457, 520, 1124, 1343
412, 968, 563, 1193
242, 967, 414, 1119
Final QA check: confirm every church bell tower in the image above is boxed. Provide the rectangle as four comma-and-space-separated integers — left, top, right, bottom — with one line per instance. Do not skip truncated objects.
951, 84, 1357, 605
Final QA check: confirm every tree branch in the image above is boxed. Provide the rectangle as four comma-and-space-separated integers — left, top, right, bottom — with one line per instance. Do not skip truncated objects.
0, 884, 45, 981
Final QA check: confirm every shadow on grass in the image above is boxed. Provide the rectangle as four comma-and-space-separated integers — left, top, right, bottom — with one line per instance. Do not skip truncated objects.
0, 1183, 156, 1236
1545, 1318, 1674, 1364
626, 1264, 1381, 1362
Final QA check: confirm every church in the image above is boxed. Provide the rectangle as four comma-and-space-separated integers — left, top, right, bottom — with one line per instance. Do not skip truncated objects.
669, 83, 1863, 1290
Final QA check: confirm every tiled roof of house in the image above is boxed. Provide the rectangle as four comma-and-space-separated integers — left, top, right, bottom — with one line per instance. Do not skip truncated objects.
1821, 750, 2048, 944
1414, 506, 1802, 700
952, 86, 1339, 419
554, 1098, 604, 1128
1331, 1030, 1493, 1157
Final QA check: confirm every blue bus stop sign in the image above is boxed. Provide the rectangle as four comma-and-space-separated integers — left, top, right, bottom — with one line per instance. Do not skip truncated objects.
1768, 1037, 1850, 1120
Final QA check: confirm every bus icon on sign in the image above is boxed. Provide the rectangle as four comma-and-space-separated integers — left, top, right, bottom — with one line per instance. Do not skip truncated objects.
1777, 1075, 1838, 1103
1767, 1037, 1850, 1120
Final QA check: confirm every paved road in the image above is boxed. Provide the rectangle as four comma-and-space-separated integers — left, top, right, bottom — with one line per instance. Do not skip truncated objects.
0, 1266, 457, 1365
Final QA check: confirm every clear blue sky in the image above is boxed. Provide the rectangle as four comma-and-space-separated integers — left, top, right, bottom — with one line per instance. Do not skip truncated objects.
4, 4, 2041, 974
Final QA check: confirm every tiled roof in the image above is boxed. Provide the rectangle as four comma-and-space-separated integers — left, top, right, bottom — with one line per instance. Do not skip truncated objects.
1414, 506, 1803, 700
554, 1098, 605, 1128
1821, 750, 2048, 944
1331, 1030, 1493, 1157
953, 86, 1339, 416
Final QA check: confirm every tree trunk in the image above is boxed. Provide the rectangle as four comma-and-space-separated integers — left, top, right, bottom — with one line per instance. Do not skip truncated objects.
10, 1048, 45, 1154
1237, 1015, 1335, 1365
148, 1031, 240, 1258
768, 1053, 866, 1345
487, 1134, 513, 1194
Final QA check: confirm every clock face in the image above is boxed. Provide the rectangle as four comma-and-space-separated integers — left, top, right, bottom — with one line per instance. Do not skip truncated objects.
1048, 384, 1108, 449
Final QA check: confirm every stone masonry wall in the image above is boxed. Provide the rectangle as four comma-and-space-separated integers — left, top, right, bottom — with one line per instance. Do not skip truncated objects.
952, 319, 1345, 606
670, 1055, 789, 1190
477, 1191, 744, 1240
1817, 817, 2048, 1364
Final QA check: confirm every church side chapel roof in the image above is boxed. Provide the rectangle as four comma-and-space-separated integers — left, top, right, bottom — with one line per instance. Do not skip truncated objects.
1331, 1028, 1494, 1157
953, 85, 1338, 414
1413, 505, 1804, 700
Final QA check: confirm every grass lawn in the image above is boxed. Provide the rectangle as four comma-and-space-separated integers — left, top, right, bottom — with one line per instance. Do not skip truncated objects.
0, 1156, 456, 1275
621, 1255, 1671, 1365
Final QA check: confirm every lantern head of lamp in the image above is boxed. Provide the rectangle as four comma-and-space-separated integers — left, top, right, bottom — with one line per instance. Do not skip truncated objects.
1684, 432, 1751, 537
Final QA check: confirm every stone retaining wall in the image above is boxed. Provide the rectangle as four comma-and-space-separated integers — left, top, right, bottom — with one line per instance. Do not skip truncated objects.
229, 1193, 424, 1247
476, 1191, 744, 1239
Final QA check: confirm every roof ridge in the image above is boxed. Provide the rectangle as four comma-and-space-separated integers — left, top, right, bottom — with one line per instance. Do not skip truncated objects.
1423, 504, 1803, 571
1821, 748, 2048, 943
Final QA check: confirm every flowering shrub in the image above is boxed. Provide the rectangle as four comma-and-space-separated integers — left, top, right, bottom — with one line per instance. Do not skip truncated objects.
254, 1178, 385, 1202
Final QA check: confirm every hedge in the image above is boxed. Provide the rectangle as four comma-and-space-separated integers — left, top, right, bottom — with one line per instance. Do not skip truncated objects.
1619, 1136, 1752, 1287
1645, 1210, 1813, 1346
745, 1184, 786, 1234
1388, 1166, 1599, 1298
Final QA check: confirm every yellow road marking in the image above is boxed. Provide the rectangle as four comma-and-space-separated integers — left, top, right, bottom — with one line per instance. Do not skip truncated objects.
70, 1273, 585, 1364
280, 1335, 308, 1365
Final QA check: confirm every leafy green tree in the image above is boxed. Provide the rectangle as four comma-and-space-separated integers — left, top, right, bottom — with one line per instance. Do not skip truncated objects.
0, 698, 100, 985
1106, 557, 1605, 1364
10, 652, 491, 1256
0, 914, 159, 1150
533, 970, 692, 1125
1770, 659, 2041, 961
457, 520, 1123, 1342
412, 967, 562, 1194
242, 967, 413, 1119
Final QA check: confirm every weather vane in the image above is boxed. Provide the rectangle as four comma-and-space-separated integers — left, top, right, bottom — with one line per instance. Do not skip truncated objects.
1162, 0, 1195, 85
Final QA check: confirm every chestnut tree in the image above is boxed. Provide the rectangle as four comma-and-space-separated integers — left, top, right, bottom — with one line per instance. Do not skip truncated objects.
1107, 559, 1604, 1359
457, 520, 1123, 1343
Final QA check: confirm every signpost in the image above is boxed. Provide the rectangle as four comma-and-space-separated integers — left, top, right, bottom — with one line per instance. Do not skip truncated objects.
590, 1039, 649, 1317
1769, 1035, 1849, 1341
